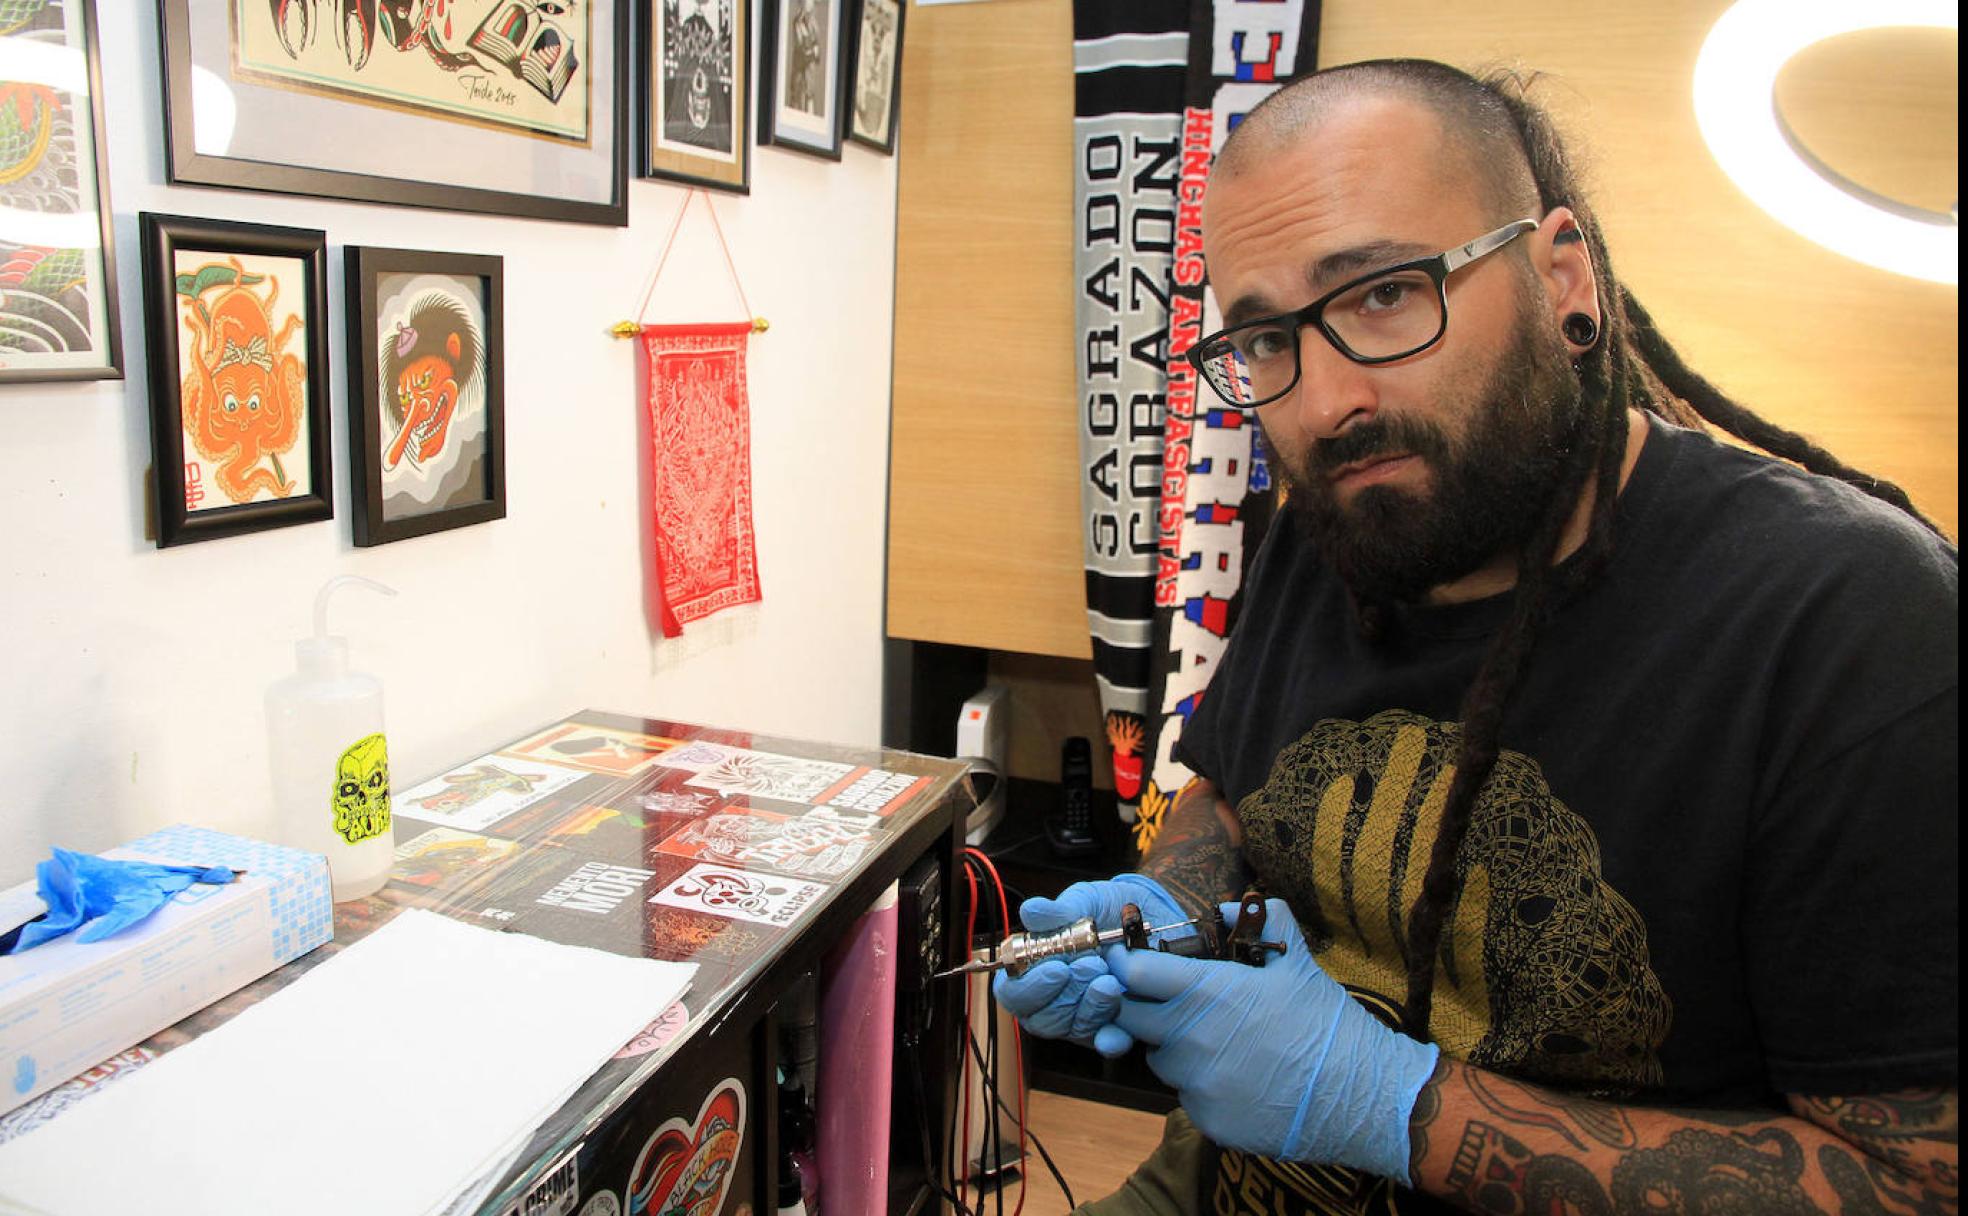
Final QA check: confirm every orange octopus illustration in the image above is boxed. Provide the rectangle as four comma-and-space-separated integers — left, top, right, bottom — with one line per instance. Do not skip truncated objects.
177, 259, 307, 504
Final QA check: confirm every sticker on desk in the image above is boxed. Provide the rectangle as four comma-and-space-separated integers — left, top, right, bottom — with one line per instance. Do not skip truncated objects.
614, 1000, 692, 1059
0, 1047, 156, 1147
649, 740, 741, 773
634, 787, 721, 818
392, 827, 521, 888
501, 1140, 581, 1216
643, 904, 778, 967
530, 860, 659, 917
398, 757, 588, 833
649, 863, 825, 928
654, 809, 882, 882
812, 767, 934, 817
576, 1194, 620, 1216
503, 722, 684, 778
684, 751, 857, 803
628, 1079, 745, 1216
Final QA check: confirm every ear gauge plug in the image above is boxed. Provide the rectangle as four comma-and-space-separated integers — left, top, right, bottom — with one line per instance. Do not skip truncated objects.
1563, 311, 1600, 350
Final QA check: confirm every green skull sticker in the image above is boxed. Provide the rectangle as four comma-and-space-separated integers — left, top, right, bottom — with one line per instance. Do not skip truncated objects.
333, 733, 392, 844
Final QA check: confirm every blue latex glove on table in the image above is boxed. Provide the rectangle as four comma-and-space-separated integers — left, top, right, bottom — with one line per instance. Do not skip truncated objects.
1105, 898, 1441, 1182
3, 848, 238, 954
992, 873, 1196, 1058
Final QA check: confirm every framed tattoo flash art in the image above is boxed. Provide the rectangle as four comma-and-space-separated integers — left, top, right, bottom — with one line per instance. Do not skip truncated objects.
758, 0, 847, 160
844, 0, 902, 154
641, 0, 750, 192
158, 0, 629, 225
140, 214, 332, 548
345, 246, 507, 547
0, 0, 121, 383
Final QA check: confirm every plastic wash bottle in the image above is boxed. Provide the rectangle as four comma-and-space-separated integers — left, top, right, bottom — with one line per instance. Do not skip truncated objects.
266, 575, 398, 901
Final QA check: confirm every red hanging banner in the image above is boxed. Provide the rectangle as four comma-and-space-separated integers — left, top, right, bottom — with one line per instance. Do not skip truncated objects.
640, 322, 762, 637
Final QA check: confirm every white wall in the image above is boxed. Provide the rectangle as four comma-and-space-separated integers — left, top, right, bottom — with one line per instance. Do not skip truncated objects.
0, 7, 899, 883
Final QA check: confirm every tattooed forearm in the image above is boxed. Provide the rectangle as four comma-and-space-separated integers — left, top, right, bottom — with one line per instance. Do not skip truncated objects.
1139, 777, 1250, 917
1408, 1058, 1959, 1216
1795, 1091, 1961, 1211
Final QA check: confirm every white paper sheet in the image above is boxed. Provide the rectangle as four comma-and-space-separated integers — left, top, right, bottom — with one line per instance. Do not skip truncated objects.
0, 909, 694, 1216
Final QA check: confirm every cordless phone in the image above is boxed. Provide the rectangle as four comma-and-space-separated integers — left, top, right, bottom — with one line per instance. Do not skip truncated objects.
1047, 736, 1100, 857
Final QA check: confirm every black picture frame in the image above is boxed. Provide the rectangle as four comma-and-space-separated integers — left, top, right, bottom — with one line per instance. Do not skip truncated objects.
140, 214, 332, 548
157, 0, 630, 226
758, 0, 849, 160
844, 0, 903, 154
640, 0, 752, 193
0, 0, 123, 383
345, 246, 508, 547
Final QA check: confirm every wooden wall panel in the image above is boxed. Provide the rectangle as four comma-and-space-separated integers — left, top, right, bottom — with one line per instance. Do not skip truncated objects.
887, 0, 1958, 658
886, 0, 1088, 659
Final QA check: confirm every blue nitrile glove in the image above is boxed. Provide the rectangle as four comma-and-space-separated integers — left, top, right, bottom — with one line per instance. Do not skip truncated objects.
992, 873, 1195, 1058
1105, 898, 1441, 1182
4, 848, 238, 954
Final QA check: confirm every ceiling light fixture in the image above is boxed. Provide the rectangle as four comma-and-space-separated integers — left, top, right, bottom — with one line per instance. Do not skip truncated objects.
1693, 0, 1957, 285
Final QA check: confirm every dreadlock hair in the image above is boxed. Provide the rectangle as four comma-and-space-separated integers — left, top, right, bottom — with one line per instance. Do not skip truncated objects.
1222, 60, 1944, 1041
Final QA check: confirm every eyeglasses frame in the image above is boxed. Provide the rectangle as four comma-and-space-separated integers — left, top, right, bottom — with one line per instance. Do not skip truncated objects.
1185, 217, 1541, 410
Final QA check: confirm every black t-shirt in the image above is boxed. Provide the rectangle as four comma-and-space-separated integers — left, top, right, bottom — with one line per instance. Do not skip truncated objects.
1172, 416, 1958, 1215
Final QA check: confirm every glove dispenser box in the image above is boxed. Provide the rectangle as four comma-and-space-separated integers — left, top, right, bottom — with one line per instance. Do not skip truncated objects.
0, 826, 332, 1115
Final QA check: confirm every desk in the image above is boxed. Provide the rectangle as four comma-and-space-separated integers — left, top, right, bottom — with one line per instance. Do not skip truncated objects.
14, 710, 971, 1216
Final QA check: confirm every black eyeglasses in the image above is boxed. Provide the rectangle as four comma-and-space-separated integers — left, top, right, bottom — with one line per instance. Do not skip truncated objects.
1185, 219, 1538, 410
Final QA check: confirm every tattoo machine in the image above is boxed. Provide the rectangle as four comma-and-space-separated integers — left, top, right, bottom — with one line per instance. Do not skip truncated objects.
932, 891, 1285, 981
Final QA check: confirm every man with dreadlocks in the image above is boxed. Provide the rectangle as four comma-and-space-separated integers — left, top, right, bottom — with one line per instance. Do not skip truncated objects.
998, 60, 1957, 1216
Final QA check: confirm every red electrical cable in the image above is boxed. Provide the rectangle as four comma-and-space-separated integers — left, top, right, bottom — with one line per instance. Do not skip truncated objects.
965, 847, 1030, 1216
957, 861, 979, 1215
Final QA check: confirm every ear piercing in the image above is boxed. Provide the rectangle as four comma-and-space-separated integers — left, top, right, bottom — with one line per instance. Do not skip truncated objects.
1563, 311, 1600, 349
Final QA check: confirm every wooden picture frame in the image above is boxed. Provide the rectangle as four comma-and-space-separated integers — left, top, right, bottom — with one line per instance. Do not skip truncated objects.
140, 214, 332, 548
345, 246, 507, 547
844, 0, 903, 154
640, 0, 751, 193
157, 0, 630, 226
758, 0, 849, 160
0, 0, 122, 383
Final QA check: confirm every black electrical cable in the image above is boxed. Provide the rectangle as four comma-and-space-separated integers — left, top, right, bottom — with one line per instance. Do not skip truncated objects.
988, 989, 1005, 1216
964, 1022, 1077, 1210
905, 1035, 974, 1216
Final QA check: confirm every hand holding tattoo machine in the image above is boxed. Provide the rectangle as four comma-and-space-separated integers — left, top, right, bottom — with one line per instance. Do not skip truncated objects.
934, 891, 1285, 980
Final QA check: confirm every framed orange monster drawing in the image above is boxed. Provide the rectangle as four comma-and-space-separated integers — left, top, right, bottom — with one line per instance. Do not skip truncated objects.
345, 246, 506, 547
140, 214, 332, 548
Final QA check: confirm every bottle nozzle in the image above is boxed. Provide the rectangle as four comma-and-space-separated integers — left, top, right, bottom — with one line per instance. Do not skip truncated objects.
313, 575, 397, 641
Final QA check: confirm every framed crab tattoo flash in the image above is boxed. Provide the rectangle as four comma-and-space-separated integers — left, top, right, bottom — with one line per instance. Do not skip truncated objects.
640, 0, 750, 192
158, 0, 629, 226
139, 214, 332, 549
345, 246, 507, 547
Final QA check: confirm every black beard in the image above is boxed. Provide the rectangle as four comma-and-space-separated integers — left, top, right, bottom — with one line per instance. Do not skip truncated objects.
1279, 317, 1583, 605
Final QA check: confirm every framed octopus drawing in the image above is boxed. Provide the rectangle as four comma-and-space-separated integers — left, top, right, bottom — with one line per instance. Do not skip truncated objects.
344, 246, 506, 547
139, 214, 332, 549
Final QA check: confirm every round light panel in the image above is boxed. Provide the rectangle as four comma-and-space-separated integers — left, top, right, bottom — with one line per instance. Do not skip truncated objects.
1694, 0, 1958, 285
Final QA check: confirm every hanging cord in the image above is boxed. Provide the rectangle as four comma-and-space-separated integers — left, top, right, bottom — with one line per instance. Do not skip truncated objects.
611, 188, 768, 337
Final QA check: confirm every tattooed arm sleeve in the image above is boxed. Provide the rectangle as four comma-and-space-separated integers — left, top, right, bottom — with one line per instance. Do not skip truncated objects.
1407, 1057, 1958, 1215
1138, 776, 1251, 919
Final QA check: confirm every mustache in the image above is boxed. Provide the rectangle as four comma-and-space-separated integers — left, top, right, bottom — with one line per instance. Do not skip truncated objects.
1305, 414, 1453, 477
